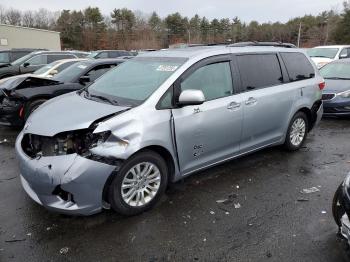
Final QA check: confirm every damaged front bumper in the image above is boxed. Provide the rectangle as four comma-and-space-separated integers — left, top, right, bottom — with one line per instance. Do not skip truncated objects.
16, 131, 117, 215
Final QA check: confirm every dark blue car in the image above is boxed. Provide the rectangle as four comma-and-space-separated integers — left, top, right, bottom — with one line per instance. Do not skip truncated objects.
320, 59, 350, 116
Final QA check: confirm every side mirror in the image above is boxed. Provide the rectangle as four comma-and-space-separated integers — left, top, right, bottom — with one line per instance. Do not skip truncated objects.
23, 62, 30, 67
340, 54, 348, 59
178, 89, 205, 106
79, 75, 90, 84
49, 69, 58, 76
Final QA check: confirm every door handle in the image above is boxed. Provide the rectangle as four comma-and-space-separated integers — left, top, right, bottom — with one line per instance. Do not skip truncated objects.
245, 97, 257, 106
227, 101, 241, 110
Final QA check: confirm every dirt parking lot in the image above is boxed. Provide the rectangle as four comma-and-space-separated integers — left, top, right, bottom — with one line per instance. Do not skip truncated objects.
0, 119, 350, 261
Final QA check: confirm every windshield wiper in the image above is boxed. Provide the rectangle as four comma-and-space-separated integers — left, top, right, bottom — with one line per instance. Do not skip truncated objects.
89, 94, 119, 105
310, 55, 331, 59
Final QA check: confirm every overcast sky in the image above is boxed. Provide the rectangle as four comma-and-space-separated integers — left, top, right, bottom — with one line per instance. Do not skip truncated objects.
1, 0, 344, 22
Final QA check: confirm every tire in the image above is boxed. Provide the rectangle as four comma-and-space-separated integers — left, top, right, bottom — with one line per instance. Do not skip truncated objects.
24, 99, 47, 121
109, 150, 168, 216
284, 111, 308, 151
333, 183, 346, 228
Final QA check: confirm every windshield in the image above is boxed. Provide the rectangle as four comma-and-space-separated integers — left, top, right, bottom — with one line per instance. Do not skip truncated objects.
86, 57, 187, 106
33, 60, 61, 75
0, 52, 10, 63
320, 62, 350, 79
87, 52, 99, 59
307, 48, 339, 59
53, 61, 91, 82
11, 53, 35, 65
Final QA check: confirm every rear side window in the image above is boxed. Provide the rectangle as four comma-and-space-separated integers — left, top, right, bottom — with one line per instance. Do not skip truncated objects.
47, 54, 75, 63
237, 54, 283, 91
280, 52, 315, 82
27, 54, 47, 65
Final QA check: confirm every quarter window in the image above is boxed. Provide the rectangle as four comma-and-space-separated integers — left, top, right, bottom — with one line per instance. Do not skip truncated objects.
181, 62, 233, 101
237, 54, 283, 91
280, 52, 315, 82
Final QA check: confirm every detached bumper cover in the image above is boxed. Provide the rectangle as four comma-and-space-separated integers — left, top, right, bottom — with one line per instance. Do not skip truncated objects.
16, 132, 116, 215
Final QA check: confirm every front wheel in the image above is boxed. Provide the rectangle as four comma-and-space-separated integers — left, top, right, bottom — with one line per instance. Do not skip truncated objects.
284, 112, 308, 151
109, 150, 168, 216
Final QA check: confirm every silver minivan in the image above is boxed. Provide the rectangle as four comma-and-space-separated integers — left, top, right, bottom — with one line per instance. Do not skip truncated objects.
15, 45, 324, 216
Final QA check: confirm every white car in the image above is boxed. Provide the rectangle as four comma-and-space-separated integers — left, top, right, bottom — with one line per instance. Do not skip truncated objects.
307, 45, 350, 69
0, 58, 87, 83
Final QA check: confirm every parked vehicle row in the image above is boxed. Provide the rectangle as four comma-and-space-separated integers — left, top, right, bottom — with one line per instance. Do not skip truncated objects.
0, 58, 125, 126
307, 45, 350, 69
12, 44, 323, 216
0, 48, 48, 66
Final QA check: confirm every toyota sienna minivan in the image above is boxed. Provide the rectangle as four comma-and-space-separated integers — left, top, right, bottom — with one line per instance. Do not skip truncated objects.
15, 43, 324, 216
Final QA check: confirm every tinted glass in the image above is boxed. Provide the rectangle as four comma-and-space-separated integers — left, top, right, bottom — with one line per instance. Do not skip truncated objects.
319, 63, 350, 79
87, 57, 187, 106
26, 54, 47, 65
181, 62, 233, 100
96, 52, 108, 59
53, 61, 91, 82
12, 51, 28, 61
281, 53, 315, 82
237, 54, 283, 91
85, 65, 114, 82
307, 48, 339, 59
0, 52, 10, 63
47, 54, 75, 63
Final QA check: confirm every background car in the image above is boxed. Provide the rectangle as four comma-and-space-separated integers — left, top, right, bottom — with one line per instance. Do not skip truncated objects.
0, 51, 88, 79
0, 58, 125, 126
87, 50, 135, 59
307, 45, 350, 69
0, 48, 47, 66
319, 59, 350, 117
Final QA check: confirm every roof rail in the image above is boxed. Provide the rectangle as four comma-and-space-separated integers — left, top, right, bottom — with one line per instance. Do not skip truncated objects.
229, 41, 297, 48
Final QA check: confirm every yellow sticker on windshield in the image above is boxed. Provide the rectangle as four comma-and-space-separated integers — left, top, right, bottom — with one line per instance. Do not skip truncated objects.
156, 65, 178, 72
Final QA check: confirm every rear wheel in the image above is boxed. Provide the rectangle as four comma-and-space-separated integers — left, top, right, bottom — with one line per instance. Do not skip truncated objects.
24, 99, 47, 121
284, 112, 308, 151
109, 150, 168, 216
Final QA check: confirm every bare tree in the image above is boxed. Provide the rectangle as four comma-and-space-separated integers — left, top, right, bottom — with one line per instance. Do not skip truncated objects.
6, 8, 22, 25
22, 10, 35, 27
34, 8, 50, 29
0, 5, 6, 24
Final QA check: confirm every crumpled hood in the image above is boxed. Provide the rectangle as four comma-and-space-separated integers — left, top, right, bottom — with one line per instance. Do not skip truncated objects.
24, 92, 130, 136
0, 75, 58, 91
323, 79, 350, 93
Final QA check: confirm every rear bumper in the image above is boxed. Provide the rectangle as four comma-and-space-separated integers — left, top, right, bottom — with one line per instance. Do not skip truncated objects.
16, 131, 117, 216
322, 97, 350, 117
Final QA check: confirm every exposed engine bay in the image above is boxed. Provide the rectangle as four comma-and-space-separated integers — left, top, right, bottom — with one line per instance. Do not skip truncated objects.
21, 128, 111, 158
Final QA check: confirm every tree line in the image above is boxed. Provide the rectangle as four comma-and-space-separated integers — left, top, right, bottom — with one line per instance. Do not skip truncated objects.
1, 2, 350, 51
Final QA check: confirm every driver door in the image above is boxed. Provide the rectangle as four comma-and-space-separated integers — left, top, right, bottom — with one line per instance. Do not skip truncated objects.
171, 56, 244, 175
20, 54, 47, 73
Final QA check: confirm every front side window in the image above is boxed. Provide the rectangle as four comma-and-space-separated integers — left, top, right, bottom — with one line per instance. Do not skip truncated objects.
281, 52, 315, 82
96, 52, 109, 59
237, 54, 283, 91
180, 62, 233, 100
86, 57, 187, 106
26, 55, 47, 65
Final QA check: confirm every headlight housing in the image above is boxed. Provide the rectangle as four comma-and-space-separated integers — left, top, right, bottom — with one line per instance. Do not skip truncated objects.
338, 90, 350, 98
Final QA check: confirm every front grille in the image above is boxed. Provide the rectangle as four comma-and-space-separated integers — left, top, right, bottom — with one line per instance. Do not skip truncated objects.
322, 93, 335, 101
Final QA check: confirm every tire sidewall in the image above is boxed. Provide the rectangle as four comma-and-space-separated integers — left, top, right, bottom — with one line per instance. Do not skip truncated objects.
285, 112, 308, 151
109, 150, 168, 216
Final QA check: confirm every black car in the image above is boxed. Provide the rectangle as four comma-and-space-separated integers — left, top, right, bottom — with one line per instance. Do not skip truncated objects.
0, 48, 47, 66
0, 58, 125, 126
320, 59, 350, 116
0, 51, 88, 79
332, 173, 350, 248
87, 50, 135, 59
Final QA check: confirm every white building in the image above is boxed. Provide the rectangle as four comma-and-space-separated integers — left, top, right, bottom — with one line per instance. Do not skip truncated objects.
0, 24, 61, 51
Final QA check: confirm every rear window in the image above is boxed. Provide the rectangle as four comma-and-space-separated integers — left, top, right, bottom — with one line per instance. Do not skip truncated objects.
281, 52, 315, 82
237, 54, 283, 91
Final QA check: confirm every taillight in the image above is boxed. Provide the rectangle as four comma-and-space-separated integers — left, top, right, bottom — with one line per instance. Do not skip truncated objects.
319, 82, 326, 90
19, 106, 24, 118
